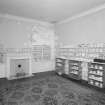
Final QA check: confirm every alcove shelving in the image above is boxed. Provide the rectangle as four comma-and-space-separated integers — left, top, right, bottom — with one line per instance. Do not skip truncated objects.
32, 45, 51, 61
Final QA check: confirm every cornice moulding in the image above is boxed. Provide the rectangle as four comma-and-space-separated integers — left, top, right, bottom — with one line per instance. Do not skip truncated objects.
0, 13, 53, 26
57, 3, 105, 24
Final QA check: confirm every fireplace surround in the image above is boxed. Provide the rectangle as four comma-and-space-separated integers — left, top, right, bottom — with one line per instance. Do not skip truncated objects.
6, 53, 33, 80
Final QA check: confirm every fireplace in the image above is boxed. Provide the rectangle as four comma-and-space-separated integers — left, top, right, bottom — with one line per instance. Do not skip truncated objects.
6, 54, 33, 80
16, 64, 26, 77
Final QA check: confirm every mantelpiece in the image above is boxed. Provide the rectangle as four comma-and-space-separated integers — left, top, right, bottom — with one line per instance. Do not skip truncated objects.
5, 52, 33, 80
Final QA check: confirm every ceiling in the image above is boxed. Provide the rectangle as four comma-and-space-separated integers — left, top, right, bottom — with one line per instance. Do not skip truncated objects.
0, 0, 105, 23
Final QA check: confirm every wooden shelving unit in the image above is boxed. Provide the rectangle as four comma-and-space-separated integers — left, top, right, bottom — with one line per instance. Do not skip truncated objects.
55, 43, 105, 88
55, 58, 66, 75
88, 62, 105, 88
32, 45, 51, 61
57, 44, 105, 60
68, 60, 82, 80
32, 45, 42, 61
42, 45, 51, 60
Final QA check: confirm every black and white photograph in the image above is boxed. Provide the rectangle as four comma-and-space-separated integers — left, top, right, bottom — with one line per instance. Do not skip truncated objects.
0, 0, 105, 105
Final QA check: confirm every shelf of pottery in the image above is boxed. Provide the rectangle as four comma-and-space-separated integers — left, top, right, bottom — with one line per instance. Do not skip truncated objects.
88, 62, 105, 88
55, 58, 66, 75
55, 57, 105, 88
68, 60, 82, 80
0, 44, 51, 63
55, 43, 105, 88
55, 58, 82, 80
59, 48, 103, 60
57, 43, 105, 61
32, 45, 51, 61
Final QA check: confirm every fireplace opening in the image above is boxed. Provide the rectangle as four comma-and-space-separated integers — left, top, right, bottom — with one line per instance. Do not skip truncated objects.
16, 64, 26, 77
8, 58, 32, 80
18, 64, 22, 68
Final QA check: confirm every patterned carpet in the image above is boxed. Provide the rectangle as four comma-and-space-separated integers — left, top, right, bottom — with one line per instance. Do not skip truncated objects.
0, 72, 105, 105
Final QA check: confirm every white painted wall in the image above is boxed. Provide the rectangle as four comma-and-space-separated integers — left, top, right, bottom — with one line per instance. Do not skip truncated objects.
0, 15, 54, 48
31, 61, 54, 73
55, 9, 105, 45
0, 64, 5, 78
0, 14, 55, 78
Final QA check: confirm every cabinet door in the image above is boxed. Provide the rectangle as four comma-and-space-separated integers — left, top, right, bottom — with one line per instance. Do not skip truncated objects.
81, 62, 88, 81
65, 60, 69, 74
55, 63, 65, 72
68, 60, 82, 80
55, 58, 66, 74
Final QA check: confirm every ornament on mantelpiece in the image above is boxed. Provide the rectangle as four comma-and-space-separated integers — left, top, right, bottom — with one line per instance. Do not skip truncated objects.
32, 24, 48, 35
30, 34, 36, 43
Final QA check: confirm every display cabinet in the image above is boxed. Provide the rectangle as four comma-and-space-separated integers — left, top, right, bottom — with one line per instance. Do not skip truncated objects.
88, 62, 105, 88
32, 45, 51, 61
32, 45, 42, 61
42, 45, 51, 60
55, 58, 66, 75
68, 60, 82, 80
